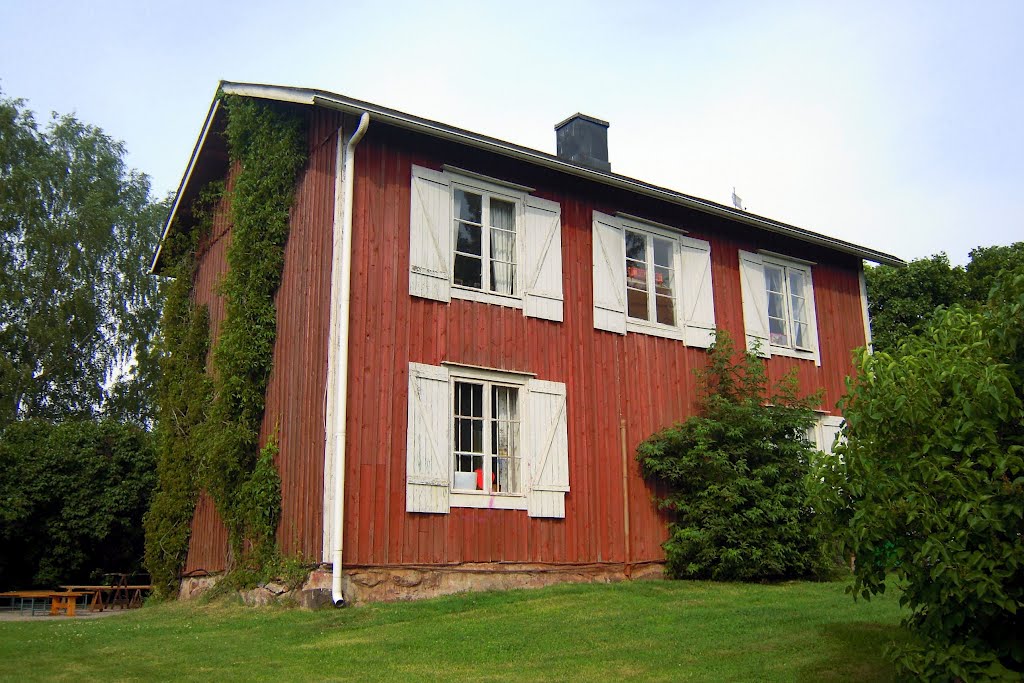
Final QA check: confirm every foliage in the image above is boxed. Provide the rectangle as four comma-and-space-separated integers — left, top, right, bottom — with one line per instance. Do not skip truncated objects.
864, 253, 967, 354
0, 581, 906, 681
143, 96, 304, 592
199, 95, 304, 567
836, 265, 1024, 680
865, 243, 1024, 354
637, 330, 828, 581
143, 191, 218, 597
965, 242, 1024, 304
0, 89, 166, 428
0, 419, 156, 588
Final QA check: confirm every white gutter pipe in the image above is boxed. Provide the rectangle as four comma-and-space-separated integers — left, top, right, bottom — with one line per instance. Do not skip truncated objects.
330, 112, 369, 607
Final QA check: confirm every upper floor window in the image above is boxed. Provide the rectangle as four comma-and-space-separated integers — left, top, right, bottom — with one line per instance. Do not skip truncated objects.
453, 187, 518, 295
408, 165, 564, 322
625, 228, 679, 327
764, 259, 812, 351
592, 211, 716, 347
738, 250, 821, 365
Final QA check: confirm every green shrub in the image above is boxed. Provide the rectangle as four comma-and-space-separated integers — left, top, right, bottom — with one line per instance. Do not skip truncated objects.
637, 330, 828, 581
0, 419, 155, 587
838, 266, 1024, 680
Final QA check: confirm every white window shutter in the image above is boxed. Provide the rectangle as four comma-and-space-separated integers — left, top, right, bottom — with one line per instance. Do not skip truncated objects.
678, 235, 716, 348
408, 165, 451, 302
406, 362, 451, 513
819, 416, 845, 455
592, 211, 626, 334
523, 195, 564, 322
525, 379, 569, 519
738, 250, 770, 358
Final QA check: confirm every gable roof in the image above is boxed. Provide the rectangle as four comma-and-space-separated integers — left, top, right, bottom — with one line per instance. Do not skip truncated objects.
153, 81, 904, 271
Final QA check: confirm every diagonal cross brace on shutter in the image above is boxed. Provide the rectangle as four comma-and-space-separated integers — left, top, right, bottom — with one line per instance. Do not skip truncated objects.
411, 375, 449, 485
530, 393, 569, 493
526, 206, 558, 294
413, 177, 449, 280
596, 225, 625, 310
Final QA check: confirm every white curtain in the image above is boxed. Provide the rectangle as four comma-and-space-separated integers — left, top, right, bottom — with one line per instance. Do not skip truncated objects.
490, 200, 515, 295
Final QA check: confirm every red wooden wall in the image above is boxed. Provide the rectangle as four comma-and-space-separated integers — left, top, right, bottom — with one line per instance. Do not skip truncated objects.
183, 106, 869, 574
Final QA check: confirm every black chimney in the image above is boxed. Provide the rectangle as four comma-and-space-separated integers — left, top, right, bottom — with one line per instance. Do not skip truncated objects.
555, 113, 610, 172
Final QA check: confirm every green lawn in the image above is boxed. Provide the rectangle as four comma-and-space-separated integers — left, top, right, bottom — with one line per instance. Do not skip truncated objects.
0, 580, 906, 682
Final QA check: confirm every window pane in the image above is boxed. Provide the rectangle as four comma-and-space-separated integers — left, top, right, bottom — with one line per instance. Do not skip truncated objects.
788, 270, 805, 299
625, 231, 646, 261
490, 229, 516, 295
454, 254, 482, 289
656, 294, 675, 326
769, 317, 788, 345
456, 222, 482, 256
765, 265, 784, 293
794, 322, 809, 349
454, 189, 482, 223
654, 266, 673, 296
627, 287, 649, 320
767, 291, 786, 319
653, 237, 672, 268
490, 198, 515, 231
790, 295, 807, 324
626, 259, 647, 290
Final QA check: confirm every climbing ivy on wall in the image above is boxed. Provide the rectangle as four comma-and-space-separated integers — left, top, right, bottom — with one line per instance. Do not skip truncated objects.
144, 187, 217, 598
199, 95, 305, 570
144, 95, 306, 595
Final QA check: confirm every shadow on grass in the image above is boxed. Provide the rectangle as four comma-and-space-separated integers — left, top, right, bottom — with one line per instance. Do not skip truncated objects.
796, 621, 909, 682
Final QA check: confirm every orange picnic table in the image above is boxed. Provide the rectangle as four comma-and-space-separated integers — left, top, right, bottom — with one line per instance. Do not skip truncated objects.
0, 590, 87, 616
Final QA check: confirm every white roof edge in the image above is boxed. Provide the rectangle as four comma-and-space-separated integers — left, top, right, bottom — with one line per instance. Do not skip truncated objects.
166, 81, 904, 268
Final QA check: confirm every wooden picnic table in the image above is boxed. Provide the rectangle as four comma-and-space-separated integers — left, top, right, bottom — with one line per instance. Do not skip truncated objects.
60, 584, 152, 611
0, 590, 54, 616
0, 590, 87, 616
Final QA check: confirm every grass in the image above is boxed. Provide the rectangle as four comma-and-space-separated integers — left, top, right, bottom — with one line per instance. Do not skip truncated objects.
0, 580, 906, 682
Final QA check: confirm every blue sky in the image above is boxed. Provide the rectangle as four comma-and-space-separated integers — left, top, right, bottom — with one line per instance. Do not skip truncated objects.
2, 0, 1021, 265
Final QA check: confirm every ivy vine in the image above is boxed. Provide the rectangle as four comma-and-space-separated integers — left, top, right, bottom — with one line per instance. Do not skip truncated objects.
145, 95, 306, 594
143, 185, 218, 598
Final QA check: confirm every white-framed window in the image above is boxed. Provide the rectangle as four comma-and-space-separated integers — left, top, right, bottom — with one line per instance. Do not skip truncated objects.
592, 211, 716, 347
738, 250, 821, 365
406, 362, 569, 518
452, 377, 523, 497
409, 165, 564, 322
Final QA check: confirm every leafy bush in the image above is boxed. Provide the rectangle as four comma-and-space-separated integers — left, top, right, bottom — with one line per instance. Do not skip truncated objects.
0, 419, 155, 588
836, 266, 1024, 680
637, 331, 829, 581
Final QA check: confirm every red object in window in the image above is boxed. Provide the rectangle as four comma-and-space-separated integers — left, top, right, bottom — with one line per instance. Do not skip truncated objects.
474, 468, 495, 490
655, 272, 664, 286
627, 266, 646, 280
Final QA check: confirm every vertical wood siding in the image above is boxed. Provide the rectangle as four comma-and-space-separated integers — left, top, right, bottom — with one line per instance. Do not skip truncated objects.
184, 108, 340, 573
184, 111, 869, 573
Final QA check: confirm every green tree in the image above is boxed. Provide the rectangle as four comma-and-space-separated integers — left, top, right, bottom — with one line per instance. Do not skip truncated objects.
0, 90, 165, 427
965, 242, 1024, 304
834, 266, 1024, 680
636, 331, 828, 581
864, 253, 966, 353
0, 419, 156, 587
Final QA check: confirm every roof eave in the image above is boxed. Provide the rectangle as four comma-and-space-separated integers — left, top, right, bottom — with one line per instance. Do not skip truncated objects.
187, 81, 905, 267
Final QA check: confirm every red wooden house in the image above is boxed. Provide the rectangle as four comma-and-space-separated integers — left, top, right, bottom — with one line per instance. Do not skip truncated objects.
154, 82, 902, 604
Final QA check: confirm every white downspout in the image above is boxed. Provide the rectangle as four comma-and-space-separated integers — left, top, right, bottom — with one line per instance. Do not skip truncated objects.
328, 112, 369, 607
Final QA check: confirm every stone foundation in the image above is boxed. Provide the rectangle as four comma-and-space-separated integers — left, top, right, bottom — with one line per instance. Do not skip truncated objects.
178, 562, 664, 607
